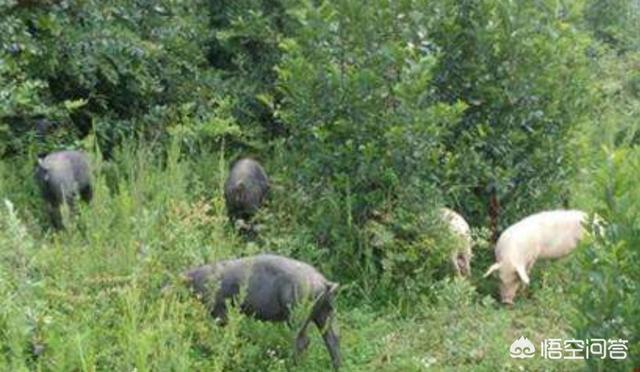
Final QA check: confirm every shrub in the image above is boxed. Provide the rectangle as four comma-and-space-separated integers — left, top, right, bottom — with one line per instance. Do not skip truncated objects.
570, 146, 640, 369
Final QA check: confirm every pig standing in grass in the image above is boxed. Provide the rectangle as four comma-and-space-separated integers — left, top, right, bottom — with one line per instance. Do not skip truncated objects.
185, 254, 341, 370
440, 208, 473, 277
483, 209, 589, 304
34, 150, 92, 229
224, 158, 269, 227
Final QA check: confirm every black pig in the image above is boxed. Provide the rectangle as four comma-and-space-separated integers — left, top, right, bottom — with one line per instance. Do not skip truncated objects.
34, 150, 92, 229
224, 158, 269, 225
185, 254, 341, 370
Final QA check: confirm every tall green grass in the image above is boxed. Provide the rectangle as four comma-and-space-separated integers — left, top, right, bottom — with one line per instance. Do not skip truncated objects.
0, 140, 617, 371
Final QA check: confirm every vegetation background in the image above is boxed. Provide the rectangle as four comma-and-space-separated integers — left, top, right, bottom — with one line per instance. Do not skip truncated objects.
0, 0, 638, 370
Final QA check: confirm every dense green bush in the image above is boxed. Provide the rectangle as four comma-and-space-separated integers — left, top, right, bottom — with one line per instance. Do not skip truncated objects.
269, 0, 599, 290
570, 146, 640, 369
0, 0, 232, 156
425, 0, 594, 227
584, 0, 640, 52
206, 0, 294, 140
272, 0, 467, 285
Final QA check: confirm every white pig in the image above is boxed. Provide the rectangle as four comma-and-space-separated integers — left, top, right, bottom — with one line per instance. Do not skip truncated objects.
483, 209, 590, 304
440, 208, 473, 277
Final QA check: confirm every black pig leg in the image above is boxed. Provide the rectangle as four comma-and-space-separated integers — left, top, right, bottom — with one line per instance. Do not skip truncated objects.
314, 308, 341, 370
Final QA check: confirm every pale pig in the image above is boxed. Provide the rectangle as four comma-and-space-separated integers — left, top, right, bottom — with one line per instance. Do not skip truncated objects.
484, 209, 591, 304
440, 208, 473, 277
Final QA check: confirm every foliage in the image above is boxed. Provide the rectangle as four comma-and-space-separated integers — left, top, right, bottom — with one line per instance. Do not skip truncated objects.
0, 0, 639, 369
583, 0, 640, 52
206, 0, 294, 141
270, 0, 598, 289
269, 0, 467, 286
0, 0, 233, 156
570, 146, 640, 369
0, 143, 591, 370
425, 0, 594, 227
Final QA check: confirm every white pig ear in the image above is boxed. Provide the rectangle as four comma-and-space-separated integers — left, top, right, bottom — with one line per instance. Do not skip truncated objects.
483, 262, 501, 278
515, 265, 530, 285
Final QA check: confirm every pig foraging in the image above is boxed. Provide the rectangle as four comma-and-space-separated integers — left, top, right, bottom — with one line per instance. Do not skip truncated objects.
440, 208, 473, 277
34, 150, 92, 229
483, 209, 591, 304
185, 254, 341, 369
224, 158, 269, 225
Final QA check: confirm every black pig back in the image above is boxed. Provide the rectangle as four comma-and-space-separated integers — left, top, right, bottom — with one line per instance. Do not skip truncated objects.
224, 158, 269, 221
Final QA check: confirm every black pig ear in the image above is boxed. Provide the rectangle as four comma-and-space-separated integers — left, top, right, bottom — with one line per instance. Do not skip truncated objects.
326, 282, 339, 296
36, 157, 47, 169
36, 153, 49, 168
